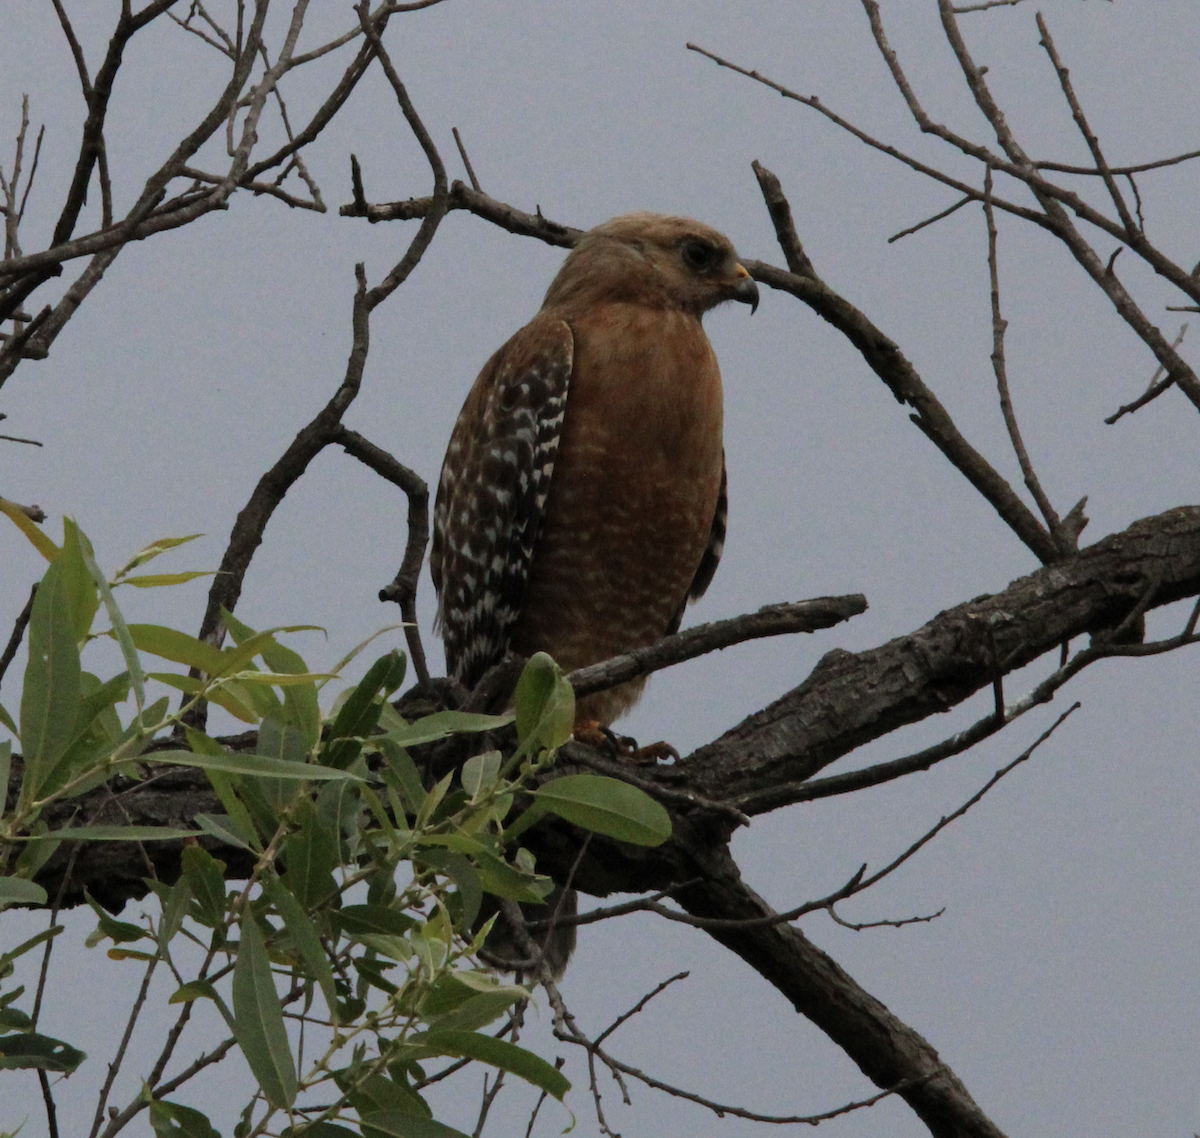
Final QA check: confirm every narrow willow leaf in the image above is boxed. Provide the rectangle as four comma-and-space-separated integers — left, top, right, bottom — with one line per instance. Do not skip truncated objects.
114, 533, 203, 577
423, 989, 525, 1034
360, 1111, 470, 1138
232, 914, 297, 1109
117, 571, 213, 589
126, 623, 227, 674
148, 1098, 221, 1138
180, 845, 229, 928
381, 711, 512, 749
169, 979, 220, 1005
533, 773, 672, 846
37, 824, 199, 842
148, 749, 362, 781
324, 650, 406, 769
336, 904, 418, 938
0, 1032, 85, 1072
0, 497, 59, 560
256, 635, 321, 749
265, 876, 338, 1022
0, 877, 47, 905
19, 558, 82, 802
60, 520, 99, 645
193, 813, 254, 852
82, 543, 147, 714
416, 1030, 570, 1099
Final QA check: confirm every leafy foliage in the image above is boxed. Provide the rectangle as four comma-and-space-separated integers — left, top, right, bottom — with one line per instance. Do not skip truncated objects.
0, 522, 669, 1136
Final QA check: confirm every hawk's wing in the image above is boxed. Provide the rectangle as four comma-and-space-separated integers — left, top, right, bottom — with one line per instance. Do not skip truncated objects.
667, 455, 727, 636
432, 315, 573, 687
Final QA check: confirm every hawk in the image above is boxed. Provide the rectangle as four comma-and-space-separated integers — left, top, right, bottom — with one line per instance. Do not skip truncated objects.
431, 212, 758, 724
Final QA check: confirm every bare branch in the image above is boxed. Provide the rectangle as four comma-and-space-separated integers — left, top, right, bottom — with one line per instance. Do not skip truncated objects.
1035, 13, 1138, 236
568, 596, 866, 699
983, 165, 1069, 546
749, 163, 1060, 564
1105, 324, 1188, 424
452, 126, 482, 192
335, 426, 431, 687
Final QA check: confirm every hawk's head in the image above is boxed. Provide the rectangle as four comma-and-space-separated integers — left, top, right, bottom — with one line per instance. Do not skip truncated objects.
543, 212, 760, 317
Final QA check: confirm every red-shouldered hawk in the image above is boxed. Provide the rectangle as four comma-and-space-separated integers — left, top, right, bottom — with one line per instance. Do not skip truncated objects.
431, 212, 758, 724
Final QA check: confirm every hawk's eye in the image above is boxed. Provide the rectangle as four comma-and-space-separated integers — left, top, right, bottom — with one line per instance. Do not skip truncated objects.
681, 238, 721, 272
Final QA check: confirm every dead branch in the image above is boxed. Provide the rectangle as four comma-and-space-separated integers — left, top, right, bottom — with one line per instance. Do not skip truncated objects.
568, 596, 866, 698
335, 426, 431, 687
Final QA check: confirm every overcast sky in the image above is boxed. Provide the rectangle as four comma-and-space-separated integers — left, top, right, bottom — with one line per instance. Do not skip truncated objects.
2, 3, 1199, 1136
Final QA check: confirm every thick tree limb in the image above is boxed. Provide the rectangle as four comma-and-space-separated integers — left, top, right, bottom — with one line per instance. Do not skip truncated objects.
683, 505, 1200, 814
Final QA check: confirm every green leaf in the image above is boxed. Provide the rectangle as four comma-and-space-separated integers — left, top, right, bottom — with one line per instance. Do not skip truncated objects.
126, 624, 227, 675
148, 1098, 221, 1138
256, 634, 321, 749
82, 543, 147, 715
460, 750, 501, 801
265, 875, 338, 1020
0, 497, 59, 560
381, 711, 512, 749
152, 672, 259, 723
39, 825, 199, 842
416, 1030, 569, 1099
532, 773, 671, 846
285, 1124, 360, 1138
158, 876, 193, 949
193, 813, 254, 852
0, 702, 16, 738
281, 797, 338, 909
336, 904, 418, 939
0, 876, 47, 906
340, 1070, 431, 1119
423, 988, 525, 1034
413, 849, 481, 931
180, 845, 229, 928
19, 556, 83, 802
0, 925, 63, 970
232, 914, 297, 1109
376, 738, 426, 817
323, 650, 406, 769
147, 749, 361, 781
0, 1032, 85, 1072
513, 652, 574, 752
118, 571, 213, 589
60, 519, 100, 645
360, 1111, 471, 1138
114, 533, 203, 577
169, 980, 220, 1006
85, 891, 149, 945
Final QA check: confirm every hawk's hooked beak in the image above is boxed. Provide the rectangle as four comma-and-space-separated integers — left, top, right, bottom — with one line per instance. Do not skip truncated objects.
732, 264, 760, 313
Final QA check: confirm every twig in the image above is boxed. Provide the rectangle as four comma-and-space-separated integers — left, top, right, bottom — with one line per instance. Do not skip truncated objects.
953, 0, 1026, 10
1105, 324, 1188, 424
593, 972, 689, 1047
1036, 13, 1138, 237
335, 426, 431, 686
749, 162, 1060, 564
847, 704, 1079, 896
452, 126, 481, 192
828, 905, 946, 930
88, 952, 160, 1137
355, 2, 450, 311
982, 165, 1067, 546
887, 194, 972, 243
0, 583, 37, 691
568, 595, 866, 699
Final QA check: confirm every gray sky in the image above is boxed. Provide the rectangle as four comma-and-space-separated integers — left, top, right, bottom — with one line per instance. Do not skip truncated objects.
2, 2, 1199, 1135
